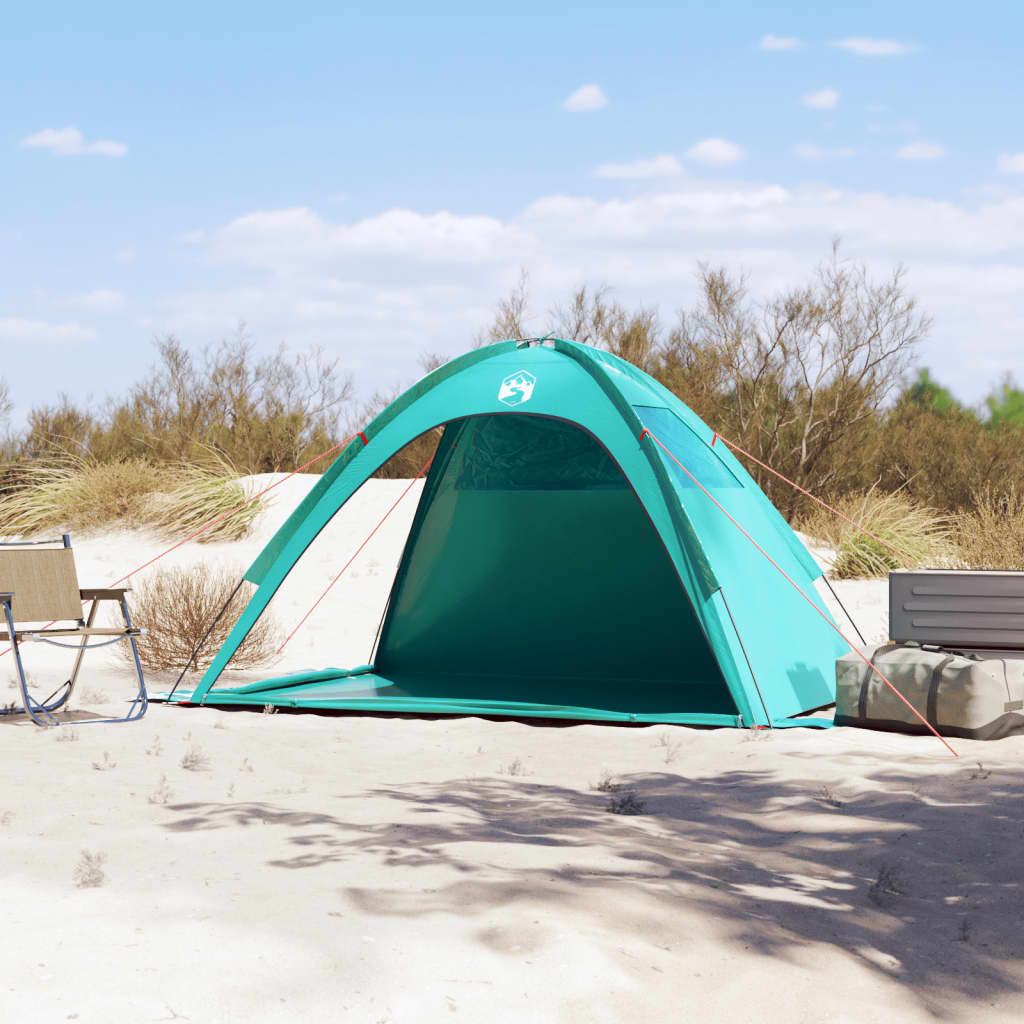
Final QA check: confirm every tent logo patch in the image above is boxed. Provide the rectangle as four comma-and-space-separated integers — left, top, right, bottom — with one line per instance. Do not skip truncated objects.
498, 370, 536, 407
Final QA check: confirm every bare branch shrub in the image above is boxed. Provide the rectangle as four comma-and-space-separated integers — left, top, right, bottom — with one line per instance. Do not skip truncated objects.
121, 564, 279, 672
659, 245, 930, 518
474, 268, 532, 346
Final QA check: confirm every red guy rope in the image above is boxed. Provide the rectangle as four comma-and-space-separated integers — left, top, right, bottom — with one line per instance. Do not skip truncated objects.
642, 428, 958, 757
275, 454, 434, 655
711, 433, 912, 566
1, 433, 364, 660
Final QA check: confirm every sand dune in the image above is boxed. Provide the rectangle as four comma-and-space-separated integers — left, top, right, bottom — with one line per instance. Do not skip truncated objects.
3, 479, 1021, 1023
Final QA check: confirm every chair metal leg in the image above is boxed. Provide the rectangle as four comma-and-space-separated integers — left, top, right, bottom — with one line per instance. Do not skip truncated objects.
1, 600, 58, 727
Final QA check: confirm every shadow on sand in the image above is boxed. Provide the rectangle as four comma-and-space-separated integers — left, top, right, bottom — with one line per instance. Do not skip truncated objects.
163, 761, 1024, 1013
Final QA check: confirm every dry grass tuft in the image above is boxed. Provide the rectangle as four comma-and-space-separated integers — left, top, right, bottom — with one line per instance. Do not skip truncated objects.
0, 450, 259, 542
72, 850, 106, 888
955, 487, 1024, 570
122, 563, 279, 672
795, 489, 954, 579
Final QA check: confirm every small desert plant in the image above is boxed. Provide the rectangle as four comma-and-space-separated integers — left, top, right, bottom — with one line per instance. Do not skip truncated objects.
819, 785, 844, 809
655, 731, 682, 765
0, 450, 260, 542
868, 863, 905, 904
262, 703, 278, 715
180, 744, 210, 771
55, 726, 79, 743
240, 757, 254, 773
968, 761, 991, 780
145, 735, 163, 756
72, 850, 106, 888
795, 488, 953, 579
606, 790, 647, 815
955, 487, 1024, 571
77, 688, 110, 705
121, 563, 279, 672
498, 757, 526, 776
592, 769, 621, 793
148, 775, 174, 805
91, 751, 118, 771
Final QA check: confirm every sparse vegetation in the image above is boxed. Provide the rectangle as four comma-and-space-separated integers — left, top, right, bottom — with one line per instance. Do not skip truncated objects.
148, 775, 174, 805
606, 790, 647, 815
819, 785, 844, 809
868, 863, 905, 904
180, 744, 210, 771
55, 726, 79, 743
655, 731, 682, 765
72, 850, 106, 888
145, 735, 163, 756
91, 751, 118, 771
262, 703, 278, 716
498, 757, 526, 777
77, 688, 110, 705
122, 564, 279, 673
592, 769, 621, 793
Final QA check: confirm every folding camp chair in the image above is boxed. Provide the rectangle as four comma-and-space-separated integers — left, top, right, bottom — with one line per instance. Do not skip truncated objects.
0, 534, 147, 726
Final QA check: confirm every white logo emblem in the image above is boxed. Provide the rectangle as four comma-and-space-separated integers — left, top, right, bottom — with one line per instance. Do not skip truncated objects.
498, 370, 536, 407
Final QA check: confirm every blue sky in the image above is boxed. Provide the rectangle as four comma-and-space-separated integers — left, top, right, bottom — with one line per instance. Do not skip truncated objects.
3, 1, 1024, 423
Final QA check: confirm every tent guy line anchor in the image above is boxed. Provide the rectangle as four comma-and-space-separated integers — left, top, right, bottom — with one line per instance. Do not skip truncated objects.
641, 427, 958, 757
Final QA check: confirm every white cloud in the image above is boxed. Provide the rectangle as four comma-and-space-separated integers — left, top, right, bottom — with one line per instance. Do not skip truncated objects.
897, 141, 945, 160
20, 126, 127, 157
562, 84, 609, 112
760, 34, 800, 51
802, 87, 839, 110
835, 37, 915, 57
0, 318, 97, 344
163, 178, 1024, 409
795, 142, 855, 160
593, 154, 683, 180
686, 138, 745, 167
997, 153, 1024, 175
178, 229, 207, 244
71, 288, 126, 312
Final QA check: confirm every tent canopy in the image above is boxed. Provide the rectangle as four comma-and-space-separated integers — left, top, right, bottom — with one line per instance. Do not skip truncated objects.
180, 338, 848, 727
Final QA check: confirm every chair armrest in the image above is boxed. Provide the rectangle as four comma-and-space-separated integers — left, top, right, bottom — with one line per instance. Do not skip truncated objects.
80, 587, 132, 600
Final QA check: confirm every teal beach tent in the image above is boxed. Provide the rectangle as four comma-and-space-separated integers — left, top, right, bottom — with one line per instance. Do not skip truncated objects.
177, 339, 848, 727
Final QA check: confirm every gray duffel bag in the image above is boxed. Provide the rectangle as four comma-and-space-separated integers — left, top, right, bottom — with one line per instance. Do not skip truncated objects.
836, 643, 1024, 740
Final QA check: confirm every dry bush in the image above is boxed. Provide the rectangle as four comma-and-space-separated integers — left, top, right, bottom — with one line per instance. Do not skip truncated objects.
956, 487, 1024, 570
20, 331, 353, 474
122, 564, 279, 672
874, 403, 1024, 513
0, 452, 259, 542
795, 489, 954, 578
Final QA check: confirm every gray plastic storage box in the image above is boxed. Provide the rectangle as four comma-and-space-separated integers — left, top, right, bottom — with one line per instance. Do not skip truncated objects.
890, 569, 1024, 652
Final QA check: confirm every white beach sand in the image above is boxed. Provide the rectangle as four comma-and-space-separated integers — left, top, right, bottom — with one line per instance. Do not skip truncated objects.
3, 478, 1022, 1023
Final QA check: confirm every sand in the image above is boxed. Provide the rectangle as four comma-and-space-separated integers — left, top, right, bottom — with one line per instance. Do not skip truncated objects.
3, 478, 1023, 1023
